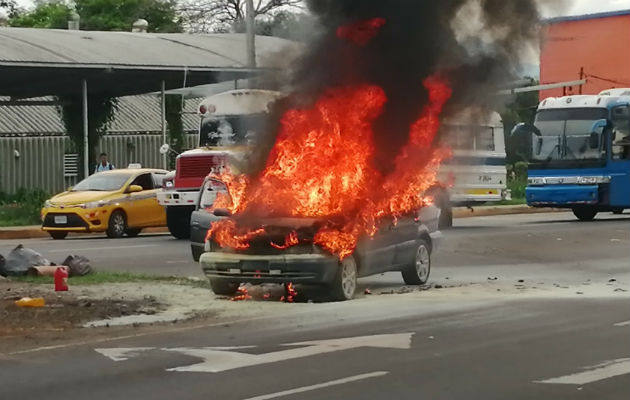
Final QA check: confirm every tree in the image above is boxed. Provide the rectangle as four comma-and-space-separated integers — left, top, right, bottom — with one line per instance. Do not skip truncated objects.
10, 0, 182, 32
499, 79, 540, 164
178, 0, 302, 33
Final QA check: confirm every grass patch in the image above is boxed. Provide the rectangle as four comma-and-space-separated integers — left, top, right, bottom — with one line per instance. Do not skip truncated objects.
11, 271, 210, 287
0, 189, 49, 227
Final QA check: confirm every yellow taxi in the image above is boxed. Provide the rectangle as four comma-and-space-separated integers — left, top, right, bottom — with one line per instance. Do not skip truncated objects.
41, 168, 168, 239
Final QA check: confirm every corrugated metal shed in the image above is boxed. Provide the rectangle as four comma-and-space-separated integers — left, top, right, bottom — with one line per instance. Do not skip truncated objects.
0, 29, 299, 97
0, 95, 201, 135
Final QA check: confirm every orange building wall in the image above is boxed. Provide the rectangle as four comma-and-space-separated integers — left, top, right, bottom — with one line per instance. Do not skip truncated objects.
540, 13, 630, 100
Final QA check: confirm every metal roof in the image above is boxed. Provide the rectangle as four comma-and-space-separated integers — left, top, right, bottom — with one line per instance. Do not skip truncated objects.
0, 95, 201, 136
0, 28, 299, 98
544, 9, 630, 24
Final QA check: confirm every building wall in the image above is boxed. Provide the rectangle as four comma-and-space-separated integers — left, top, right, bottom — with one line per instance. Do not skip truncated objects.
540, 12, 630, 99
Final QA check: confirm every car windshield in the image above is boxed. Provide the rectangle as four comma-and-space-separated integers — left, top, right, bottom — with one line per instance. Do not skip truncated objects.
72, 174, 129, 191
199, 114, 269, 147
532, 108, 608, 162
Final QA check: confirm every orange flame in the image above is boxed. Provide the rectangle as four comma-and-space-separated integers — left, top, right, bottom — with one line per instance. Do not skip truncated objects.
207, 76, 452, 259
270, 230, 300, 250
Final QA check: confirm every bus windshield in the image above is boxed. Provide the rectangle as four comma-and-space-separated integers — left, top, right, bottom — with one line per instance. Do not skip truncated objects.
199, 114, 269, 147
532, 108, 608, 162
441, 124, 495, 151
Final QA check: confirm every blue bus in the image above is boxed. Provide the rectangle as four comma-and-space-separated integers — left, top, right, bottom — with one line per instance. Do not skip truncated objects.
512, 88, 630, 220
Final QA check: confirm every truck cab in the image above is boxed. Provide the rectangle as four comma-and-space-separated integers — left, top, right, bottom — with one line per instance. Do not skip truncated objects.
513, 89, 630, 220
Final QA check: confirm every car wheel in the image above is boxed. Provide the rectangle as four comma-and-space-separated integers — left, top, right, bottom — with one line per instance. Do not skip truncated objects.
191, 245, 203, 262
209, 278, 240, 296
125, 228, 142, 237
166, 206, 192, 239
106, 210, 127, 238
49, 231, 68, 240
328, 255, 358, 301
612, 208, 624, 215
401, 239, 431, 285
572, 207, 597, 221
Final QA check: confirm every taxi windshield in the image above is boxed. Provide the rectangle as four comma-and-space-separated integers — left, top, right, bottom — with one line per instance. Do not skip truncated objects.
72, 174, 129, 191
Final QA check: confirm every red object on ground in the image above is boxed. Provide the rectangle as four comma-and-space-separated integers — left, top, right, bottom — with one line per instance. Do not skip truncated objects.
54, 267, 68, 291
336, 18, 386, 46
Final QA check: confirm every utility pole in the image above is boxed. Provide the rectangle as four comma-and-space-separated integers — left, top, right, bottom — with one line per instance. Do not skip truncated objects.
579, 67, 584, 94
245, 0, 256, 68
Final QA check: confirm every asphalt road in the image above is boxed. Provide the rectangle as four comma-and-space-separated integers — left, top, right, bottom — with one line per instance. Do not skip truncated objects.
1, 211, 629, 399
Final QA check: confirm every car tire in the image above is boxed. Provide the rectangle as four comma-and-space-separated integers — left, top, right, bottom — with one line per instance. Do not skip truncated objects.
572, 207, 598, 221
166, 206, 192, 239
125, 228, 142, 237
328, 255, 358, 301
106, 210, 127, 238
401, 239, 431, 285
612, 208, 624, 215
209, 278, 240, 296
49, 231, 68, 240
191, 245, 203, 262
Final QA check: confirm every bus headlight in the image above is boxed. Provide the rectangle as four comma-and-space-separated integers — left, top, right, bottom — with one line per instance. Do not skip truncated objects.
577, 176, 611, 184
527, 177, 545, 186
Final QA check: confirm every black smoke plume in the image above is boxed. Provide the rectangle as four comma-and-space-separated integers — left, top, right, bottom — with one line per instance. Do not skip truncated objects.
251, 0, 545, 174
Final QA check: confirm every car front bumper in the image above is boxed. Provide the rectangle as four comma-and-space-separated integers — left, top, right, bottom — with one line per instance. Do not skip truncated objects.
199, 252, 340, 284
41, 206, 110, 232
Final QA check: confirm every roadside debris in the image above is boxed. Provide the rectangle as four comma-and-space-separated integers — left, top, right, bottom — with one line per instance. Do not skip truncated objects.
15, 297, 45, 307
487, 277, 498, 281
0, 245, 93, 278
54, 267, 69, 292
364, 288, 372, 295
231, 285, 252, 301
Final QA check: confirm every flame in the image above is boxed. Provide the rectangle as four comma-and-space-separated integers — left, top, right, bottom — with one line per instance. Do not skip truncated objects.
280, 282, 298, 303
270, 230, 300, 250
336, 18, 387, 46
207, 76, 452, 259
231, 285, 252, 301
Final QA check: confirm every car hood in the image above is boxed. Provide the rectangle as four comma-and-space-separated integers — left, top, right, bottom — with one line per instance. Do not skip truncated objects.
50, 191, 119, 205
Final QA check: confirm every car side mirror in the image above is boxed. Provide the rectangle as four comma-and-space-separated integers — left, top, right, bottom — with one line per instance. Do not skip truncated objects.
213, 208, 231, 217
589, 132, 600, 149
127, 184, 143, 193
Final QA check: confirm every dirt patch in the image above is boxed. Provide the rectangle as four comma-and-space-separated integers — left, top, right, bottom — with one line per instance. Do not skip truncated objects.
0, 280, 163, 339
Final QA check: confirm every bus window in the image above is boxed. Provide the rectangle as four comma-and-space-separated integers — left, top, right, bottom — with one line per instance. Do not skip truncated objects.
441, 124, 494, 151
612, 105, 630, 160
199, 114, 268, 147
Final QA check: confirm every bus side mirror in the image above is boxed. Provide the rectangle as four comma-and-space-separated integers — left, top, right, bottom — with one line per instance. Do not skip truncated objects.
589, 119, 608, 149
589, 132, 600, 149
511, 123, 541, 137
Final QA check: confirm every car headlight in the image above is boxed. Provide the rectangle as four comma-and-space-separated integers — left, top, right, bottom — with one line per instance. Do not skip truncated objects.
84, 200, 106, 209
44, 200, 52, 208
577, 176, 610, 184
527, 177, 546, 186
165, 180, 174, 188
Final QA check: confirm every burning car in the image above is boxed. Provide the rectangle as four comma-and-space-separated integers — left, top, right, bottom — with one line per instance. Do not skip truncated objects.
198, 178, 441, 301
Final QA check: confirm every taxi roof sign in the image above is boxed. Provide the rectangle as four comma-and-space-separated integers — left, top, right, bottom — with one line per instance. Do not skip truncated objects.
127, 163, 142, 169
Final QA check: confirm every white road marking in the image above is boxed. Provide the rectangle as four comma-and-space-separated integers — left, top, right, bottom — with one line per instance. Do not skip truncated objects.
536, 358, 630, 385
47, 244, 160, 253
613, 320, 630, 327
242, 371, 389, 400
94, 333, 414, 373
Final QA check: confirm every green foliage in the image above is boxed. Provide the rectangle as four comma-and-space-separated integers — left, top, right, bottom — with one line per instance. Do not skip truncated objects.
234, 11, 315, 41
9, 0, 182, 32
57, 95, 118, 179
0, 189, 49, 227
506, 161, 528, 200
75, 0, 182, 32
165, 94, 184, 170
500, 80, 540, 164
9, 1, 70, 28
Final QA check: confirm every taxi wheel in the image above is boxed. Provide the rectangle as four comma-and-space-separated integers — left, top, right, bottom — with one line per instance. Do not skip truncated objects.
106, 210, 127, 238
125, 228, 142, 237
49, 231, 68, 240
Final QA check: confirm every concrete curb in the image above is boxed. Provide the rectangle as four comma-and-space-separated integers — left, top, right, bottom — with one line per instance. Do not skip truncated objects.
453, 205, 560, 218
0, 226, 169, 240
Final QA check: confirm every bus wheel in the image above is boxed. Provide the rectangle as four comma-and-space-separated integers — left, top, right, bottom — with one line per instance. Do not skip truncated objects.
166, 206, 192, 239
572, 207, 598, 221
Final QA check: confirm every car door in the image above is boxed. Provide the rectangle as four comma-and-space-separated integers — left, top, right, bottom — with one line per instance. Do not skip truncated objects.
127, 173, 159, 227
190, 179, 217, 249
392, 214, 420, 267
355, 217, 397, 276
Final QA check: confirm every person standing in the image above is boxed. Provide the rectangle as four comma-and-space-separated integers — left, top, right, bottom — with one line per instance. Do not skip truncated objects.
94, 152, 115, 174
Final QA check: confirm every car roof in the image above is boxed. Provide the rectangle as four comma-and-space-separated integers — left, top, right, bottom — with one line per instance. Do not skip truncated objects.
95, 168, 168, 176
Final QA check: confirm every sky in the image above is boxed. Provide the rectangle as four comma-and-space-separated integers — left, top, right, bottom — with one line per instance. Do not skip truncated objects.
9, 0, 630, 16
